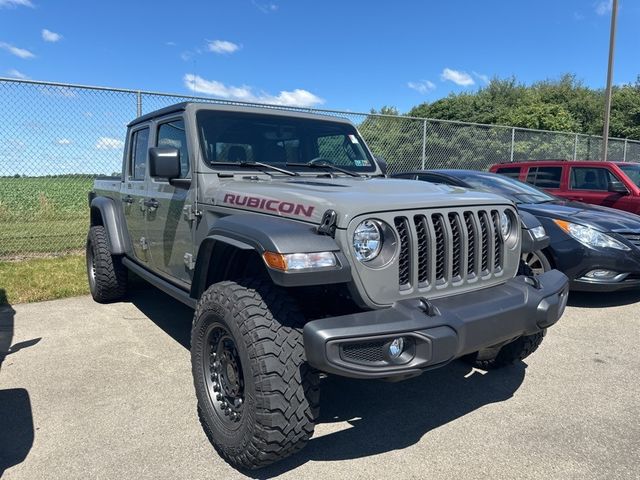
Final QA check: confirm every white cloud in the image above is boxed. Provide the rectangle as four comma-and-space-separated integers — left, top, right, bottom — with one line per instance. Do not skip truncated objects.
42, 29, 62, 43
595, 0, 612, 15
407, 80, 436, 94
252, 1, 278, 13
183, 74, 324, 107
0, 42, 35, 59
0, 0, 33, 8
6, 68, 28, 79
208, 40, 240, 54
95, 137, 124, 150
56, 138, 71, 145
165, 41, 176, 46
472, 71, 489, 84
441, 68, 474, 86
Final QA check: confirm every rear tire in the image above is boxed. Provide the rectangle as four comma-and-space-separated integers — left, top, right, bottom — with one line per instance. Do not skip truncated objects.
191, 279, 319, 470
86, 225, 127, 303
465, 331, 545, 370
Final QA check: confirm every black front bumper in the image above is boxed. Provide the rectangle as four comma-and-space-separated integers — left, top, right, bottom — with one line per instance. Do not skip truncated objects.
303, 270, 569, 380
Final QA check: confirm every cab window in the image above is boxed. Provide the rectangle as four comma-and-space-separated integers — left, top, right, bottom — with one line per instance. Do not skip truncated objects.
570, 167, 618, 191
157, 119, 190, 178
130, 127, 149, 181
526, 166, 562, 189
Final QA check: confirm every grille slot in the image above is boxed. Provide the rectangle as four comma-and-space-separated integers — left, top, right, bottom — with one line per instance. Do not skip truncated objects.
342, 341, 385, 364
464, 211, 477, 276
491, 211, 503, 270
394, 217, 411, 288
396, 208, 506, 289
414, 215, 430, 285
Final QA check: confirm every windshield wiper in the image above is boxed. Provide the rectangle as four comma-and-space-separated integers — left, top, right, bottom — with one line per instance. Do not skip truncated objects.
287, 158, 362, 177
213, 161, 298, 176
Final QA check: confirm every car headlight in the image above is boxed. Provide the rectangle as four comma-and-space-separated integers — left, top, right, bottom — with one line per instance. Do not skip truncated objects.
553, 220, 630, 251
499, 211, 511, 238
353, 220, 383, 262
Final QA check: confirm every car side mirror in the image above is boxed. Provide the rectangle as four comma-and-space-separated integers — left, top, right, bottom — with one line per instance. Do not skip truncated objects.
608, 180, 629, 195
149, 147, 181, 180
375, 156, 388, 175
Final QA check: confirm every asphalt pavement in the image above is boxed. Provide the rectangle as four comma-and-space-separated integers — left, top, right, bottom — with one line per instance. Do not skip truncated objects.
1, 287, 639, 479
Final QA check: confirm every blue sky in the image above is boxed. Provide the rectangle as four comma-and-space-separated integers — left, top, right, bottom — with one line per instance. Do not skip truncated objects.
0, 0, 638, 114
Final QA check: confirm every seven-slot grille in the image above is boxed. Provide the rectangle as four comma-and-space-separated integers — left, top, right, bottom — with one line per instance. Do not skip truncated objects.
394, 209, 505, 289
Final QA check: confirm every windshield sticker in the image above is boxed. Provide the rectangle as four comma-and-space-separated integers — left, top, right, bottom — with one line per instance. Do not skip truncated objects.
354, 159, 366, 166
348, 134, 359, 144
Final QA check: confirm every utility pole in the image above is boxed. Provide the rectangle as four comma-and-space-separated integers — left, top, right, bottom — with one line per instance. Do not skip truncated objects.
602, 0, 618, 161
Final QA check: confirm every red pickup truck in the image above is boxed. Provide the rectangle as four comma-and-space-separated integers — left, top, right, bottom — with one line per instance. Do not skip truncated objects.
490, 160, 640, 215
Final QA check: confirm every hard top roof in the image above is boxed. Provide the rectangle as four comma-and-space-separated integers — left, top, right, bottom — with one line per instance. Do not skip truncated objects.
127, 101, 354, 128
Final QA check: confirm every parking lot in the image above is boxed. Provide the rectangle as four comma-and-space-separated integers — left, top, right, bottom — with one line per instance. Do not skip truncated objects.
1, 287, 639, 480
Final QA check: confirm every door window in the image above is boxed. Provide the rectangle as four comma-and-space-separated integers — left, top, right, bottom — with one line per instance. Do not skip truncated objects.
130, 128, 149, 181
157, 119, 190, 178
570, 167, 617, 191
526, 166, 562, 189
495, 167, 521, 179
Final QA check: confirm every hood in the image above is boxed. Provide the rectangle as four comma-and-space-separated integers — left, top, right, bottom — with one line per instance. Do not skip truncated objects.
204, 176, 514, 227
519, 200, 640, 233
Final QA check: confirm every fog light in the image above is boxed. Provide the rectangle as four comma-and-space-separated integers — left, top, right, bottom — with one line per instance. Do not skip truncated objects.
584, 269, 618, 279
388, 337, 405, 358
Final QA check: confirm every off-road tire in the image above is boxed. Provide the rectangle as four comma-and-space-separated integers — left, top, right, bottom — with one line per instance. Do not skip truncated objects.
466, 331, 545, 370
86, 225, 127, 303
191, 279, 320, 470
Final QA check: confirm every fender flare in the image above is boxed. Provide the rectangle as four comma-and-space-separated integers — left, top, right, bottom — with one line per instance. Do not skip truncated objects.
89, 196, 128, 255
190, 214, 352, 298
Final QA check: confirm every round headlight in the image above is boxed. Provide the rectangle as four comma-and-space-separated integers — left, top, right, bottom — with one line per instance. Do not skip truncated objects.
353, 220, 382, 262
499, 211, 511, 238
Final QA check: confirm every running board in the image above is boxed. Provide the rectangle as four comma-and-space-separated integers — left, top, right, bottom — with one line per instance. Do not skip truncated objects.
122, 258, 197, 309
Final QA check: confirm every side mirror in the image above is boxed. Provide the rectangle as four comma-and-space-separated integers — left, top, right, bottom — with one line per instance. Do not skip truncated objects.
375, 156, 388, 175
608, 180, 629, 195
149, 147, 181, 180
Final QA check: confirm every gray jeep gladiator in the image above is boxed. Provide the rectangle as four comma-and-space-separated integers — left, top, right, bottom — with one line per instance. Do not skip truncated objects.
87, 102, 569, 469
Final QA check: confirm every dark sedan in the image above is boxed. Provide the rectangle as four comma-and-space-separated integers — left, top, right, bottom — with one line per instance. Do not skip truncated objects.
394, 169, 640, 292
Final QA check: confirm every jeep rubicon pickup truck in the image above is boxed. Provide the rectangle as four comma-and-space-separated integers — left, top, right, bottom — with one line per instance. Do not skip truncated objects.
87, 102, 569, 470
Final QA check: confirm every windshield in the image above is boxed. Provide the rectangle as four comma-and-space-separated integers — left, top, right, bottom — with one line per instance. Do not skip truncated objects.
454, 172, 558, 204
619, 164, 640, 187
196, 110, 376, 173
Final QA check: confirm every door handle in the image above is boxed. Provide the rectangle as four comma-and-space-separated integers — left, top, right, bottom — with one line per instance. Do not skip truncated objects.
123, 195, 134, 204
144, 199, 160, 209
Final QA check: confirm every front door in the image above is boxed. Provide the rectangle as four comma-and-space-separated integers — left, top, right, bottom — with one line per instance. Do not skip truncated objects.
123, 126, 150, 263
567, 166, 628, 210
145, 117, 195, 284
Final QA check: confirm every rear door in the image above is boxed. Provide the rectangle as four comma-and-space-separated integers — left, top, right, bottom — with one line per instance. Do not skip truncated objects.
492, 166, 522, 180
524, 166, 564, 196
145, 116, 195, 284
123, 126, 151, 263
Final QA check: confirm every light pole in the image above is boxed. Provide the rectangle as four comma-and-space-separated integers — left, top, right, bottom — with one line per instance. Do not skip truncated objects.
602, 0, 619, 161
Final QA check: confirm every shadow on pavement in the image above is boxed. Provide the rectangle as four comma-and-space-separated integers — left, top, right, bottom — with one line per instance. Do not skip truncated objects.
0, 291, 35, 476
568, 289, 640, 308
128, 287, 526, 475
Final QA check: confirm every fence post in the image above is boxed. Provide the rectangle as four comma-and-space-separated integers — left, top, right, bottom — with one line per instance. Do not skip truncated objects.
421, 120, 427, 170
136, 91, 142, 117
623, 138, 628, 162
509, 128, 515, 162
573, 134, 578, 160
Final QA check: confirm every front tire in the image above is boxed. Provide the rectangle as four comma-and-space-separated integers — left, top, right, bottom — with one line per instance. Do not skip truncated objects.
465, 331, 545, 370
521, 250, 552, 276
86, 225, 127, 303
191, 279, 320, 470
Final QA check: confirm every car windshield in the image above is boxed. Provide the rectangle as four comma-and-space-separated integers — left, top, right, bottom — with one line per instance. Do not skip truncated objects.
454, 172, 558, 204
196, 110, 376, 173
619, 164, 640, 187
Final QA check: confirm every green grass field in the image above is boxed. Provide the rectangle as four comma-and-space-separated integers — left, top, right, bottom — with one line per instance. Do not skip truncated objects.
0, 176, 93, 257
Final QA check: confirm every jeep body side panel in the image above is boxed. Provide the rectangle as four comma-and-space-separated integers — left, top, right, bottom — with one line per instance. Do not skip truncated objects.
89, 195, 129, 254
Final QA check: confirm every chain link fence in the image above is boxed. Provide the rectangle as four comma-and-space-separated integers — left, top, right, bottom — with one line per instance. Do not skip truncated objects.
1, 77, 639, 259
